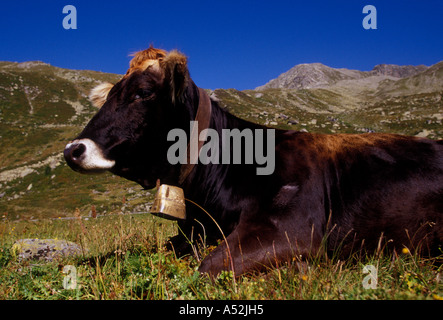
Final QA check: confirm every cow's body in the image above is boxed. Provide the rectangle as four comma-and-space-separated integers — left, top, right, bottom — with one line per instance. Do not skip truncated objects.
64, 47, 443, 276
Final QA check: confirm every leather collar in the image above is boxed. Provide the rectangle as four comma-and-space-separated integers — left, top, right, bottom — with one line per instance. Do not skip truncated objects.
178, 87, 212, 185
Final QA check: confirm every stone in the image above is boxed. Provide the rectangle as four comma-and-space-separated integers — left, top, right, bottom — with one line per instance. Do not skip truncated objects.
11, 239, 84, 262
415, 129, 431, 138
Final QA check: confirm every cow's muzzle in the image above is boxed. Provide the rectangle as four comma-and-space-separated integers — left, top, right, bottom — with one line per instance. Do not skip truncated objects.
64, 138, 115, 173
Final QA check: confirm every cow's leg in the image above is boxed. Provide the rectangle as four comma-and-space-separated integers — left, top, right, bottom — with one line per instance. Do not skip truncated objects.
166, 234, 193, 257
165, 218, 218, 257
198, 220, 322, 277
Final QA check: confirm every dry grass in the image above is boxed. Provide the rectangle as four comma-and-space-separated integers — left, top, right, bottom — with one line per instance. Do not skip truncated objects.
0, 214, 441, 300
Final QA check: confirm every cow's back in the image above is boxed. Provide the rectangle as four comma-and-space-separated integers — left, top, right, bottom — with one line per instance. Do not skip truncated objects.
276, 132, 443, 256
320, 133, 443, 256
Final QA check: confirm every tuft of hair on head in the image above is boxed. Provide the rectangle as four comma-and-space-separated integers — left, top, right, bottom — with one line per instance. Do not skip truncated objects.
89, 82, 114, 108
124, 46, 189, 105
160, 50, 189, 105
127, 45, 167, 75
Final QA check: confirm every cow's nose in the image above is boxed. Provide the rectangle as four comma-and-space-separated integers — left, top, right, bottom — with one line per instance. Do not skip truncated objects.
64, 142, 86, 170
64, 138, 115, 173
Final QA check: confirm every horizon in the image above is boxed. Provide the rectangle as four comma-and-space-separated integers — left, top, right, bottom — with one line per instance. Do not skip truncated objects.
2, 59, 438, 77
0, 0, 442, 90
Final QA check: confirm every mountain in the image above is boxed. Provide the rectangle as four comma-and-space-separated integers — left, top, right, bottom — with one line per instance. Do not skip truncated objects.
256, 63, 363, 90
375, 61, 443, 98
0, 59, 442, 220
213, 59, 442, 140
256, 62, 430, 91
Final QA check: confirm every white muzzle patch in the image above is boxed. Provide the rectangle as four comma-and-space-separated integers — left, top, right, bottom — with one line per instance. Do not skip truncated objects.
65, 138, 115, 171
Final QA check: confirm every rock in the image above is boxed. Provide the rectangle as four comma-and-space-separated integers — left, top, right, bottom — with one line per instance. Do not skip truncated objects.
415, 129, 431, 138
287, 119, 299, 125
11, 239, 84, 262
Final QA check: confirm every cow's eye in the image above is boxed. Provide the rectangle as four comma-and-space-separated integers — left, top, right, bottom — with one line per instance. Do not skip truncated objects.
134, 89, 152, 101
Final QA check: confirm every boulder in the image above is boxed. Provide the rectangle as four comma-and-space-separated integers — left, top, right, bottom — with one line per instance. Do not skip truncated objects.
11, 239, 84, 262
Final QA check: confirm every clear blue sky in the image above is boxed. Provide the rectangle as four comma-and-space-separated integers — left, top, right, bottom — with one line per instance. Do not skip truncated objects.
0, 0, 442, 90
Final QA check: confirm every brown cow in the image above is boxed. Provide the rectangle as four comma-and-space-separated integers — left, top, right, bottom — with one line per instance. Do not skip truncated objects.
64, 46, 443, 276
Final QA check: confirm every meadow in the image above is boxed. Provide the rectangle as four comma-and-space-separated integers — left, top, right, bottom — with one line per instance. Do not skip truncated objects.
0, 213, 441, 300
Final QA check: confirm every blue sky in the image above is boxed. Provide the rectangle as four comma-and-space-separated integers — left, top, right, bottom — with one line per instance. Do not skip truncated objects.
0, 0, 442, 90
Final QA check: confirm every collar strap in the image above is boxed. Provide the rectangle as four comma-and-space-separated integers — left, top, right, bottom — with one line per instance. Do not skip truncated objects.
178, 87, 212, 185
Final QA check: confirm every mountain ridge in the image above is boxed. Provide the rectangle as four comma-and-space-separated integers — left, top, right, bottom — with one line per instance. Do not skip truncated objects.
255, 62, 434, 91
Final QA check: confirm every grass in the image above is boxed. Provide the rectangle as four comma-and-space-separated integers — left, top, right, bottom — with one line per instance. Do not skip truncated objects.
0, 214, 441, 300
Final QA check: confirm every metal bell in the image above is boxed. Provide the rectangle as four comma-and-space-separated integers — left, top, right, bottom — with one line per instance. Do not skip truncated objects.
150, 184, 186, 220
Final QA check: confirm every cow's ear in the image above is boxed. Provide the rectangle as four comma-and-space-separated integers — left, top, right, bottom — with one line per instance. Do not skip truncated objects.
161, 50, 189, 105
89, 82, 114, 108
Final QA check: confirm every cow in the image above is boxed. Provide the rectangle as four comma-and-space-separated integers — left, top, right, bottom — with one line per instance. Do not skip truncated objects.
64, 46, 443, 276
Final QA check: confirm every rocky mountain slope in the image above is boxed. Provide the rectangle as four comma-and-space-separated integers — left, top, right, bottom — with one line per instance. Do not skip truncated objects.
220, 60, 442, 139
255, 62, 429, 90
0, 59, 442, 220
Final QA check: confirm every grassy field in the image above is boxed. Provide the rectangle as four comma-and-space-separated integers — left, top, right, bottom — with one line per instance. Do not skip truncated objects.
0, 214, 441, 300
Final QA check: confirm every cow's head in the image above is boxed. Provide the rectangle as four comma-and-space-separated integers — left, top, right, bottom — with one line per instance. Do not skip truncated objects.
64, 47, 198, 189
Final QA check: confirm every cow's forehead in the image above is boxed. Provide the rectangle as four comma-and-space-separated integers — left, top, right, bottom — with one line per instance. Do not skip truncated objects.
125, 59, 161, 76
108, 68, 161, 98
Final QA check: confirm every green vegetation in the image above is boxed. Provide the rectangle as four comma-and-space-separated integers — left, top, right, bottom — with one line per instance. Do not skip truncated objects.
0, 215, 441, 300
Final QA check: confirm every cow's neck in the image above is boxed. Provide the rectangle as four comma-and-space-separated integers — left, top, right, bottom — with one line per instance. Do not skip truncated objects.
179, 86, 267, 216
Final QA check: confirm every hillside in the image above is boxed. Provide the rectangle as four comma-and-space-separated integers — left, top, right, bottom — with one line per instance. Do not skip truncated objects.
0, 62, 147, 220
224, 60, 442, 137
0, 60, 442, 220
